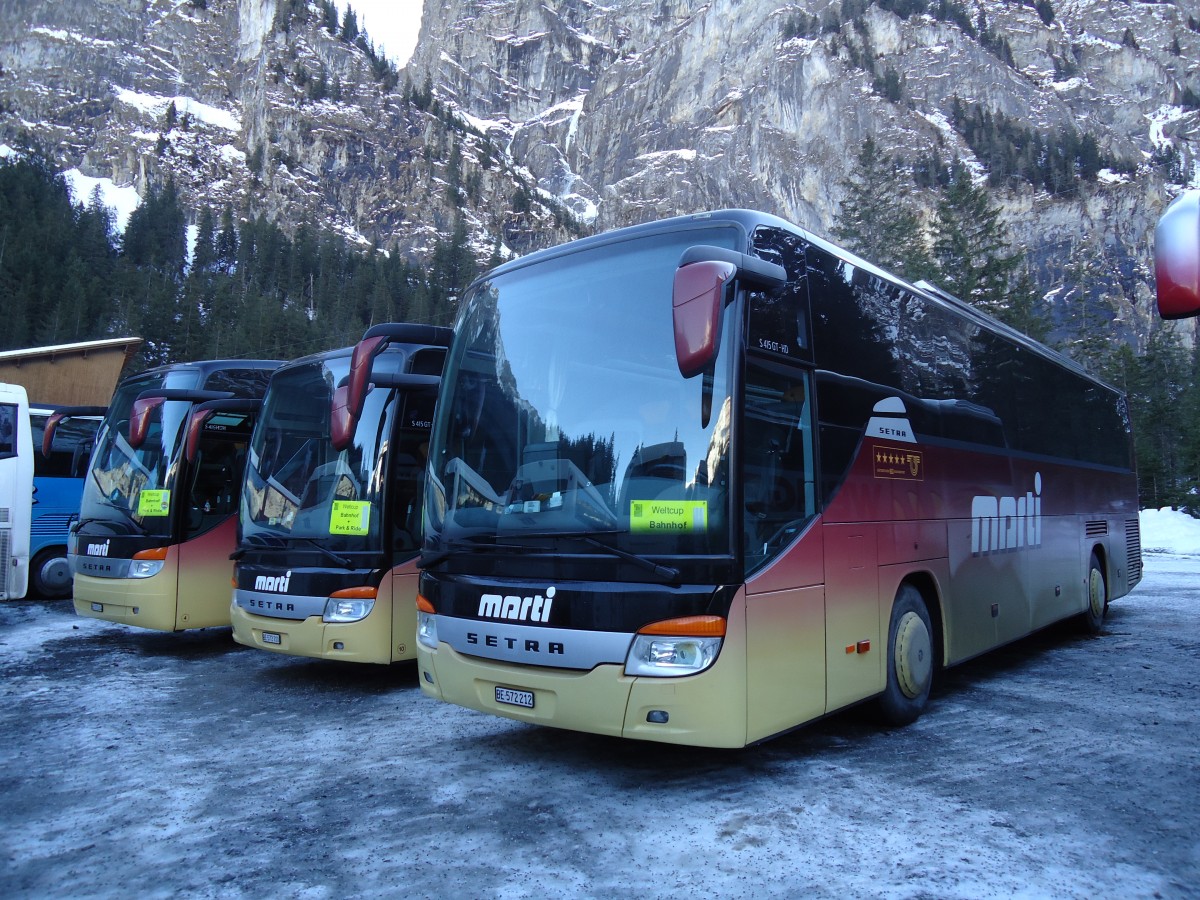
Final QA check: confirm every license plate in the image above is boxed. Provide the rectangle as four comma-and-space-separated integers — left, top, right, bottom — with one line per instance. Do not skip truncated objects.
495, 686, 534, 709
90, 603, 103, 612
262, 631, 282, 645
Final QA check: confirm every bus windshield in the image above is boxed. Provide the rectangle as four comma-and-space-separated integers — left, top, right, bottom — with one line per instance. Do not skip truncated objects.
78, 369, 201, 538
242, 353, 399, 554
426, 225, 742, 564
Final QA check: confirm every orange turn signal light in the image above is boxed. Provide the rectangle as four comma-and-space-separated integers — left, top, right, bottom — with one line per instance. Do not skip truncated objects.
416, 594, 436, 614
329, 585, 377, 600
637, 615, 726, 637
133, 547, 169, 561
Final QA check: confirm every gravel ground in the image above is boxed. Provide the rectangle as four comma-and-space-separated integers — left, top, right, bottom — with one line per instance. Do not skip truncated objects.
1, 554, 1197, 899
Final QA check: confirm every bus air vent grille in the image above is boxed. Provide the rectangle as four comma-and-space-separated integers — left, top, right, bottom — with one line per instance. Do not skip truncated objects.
1125, 519, 1143, 585
0, 530, 9, 587
30, 513, 73, 536
1085, 520, 1108, 537
0, 506, 9, 525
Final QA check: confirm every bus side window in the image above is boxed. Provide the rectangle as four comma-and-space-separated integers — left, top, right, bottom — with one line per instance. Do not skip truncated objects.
0, 404, 16, 459
743, 360, 817, 573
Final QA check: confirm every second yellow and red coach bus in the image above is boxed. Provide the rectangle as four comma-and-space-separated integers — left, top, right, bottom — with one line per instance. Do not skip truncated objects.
404, 209, 1142, 748
230, 324, 449, 663
70, 359, 280, 631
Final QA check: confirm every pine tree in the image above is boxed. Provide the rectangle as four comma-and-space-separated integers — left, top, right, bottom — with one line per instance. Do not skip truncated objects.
192, 206, 216, 273
999, 268, 1053, 342
215, 204, 238, 274
930, 162, 1020, 314
341, 7, 359, 43
834, 137, 934, 281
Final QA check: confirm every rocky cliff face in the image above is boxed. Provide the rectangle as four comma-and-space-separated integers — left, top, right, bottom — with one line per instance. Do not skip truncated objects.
411, 0, 1200, 346
1, 0, 1197, 347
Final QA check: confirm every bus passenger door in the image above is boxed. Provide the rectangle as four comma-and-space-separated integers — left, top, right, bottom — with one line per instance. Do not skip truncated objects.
742, 362, 825, 741
176, 430, 246, 629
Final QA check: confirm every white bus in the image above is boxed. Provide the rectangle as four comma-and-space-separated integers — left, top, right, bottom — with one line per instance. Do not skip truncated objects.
0, 383, 34, 600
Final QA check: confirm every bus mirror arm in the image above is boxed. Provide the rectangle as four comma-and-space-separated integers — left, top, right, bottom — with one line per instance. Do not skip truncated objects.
1156, 190, 1200, 320
330, 385, 355, 452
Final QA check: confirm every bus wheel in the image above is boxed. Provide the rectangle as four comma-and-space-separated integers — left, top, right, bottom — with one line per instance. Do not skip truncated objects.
30, 548, 72, 600
1080, 552, 1107, 634
878, 585, 933, 726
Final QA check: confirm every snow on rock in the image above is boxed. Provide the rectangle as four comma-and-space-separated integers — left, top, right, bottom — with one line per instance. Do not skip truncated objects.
114, 88, 241, 133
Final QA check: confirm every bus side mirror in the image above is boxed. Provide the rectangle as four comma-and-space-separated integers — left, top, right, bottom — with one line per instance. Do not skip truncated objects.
185, 409, 216, 464
673, 260, 736, 378
330, 385, 354, 452
129, 396, 165, 449
1157, 190, 1200, 320
41, 412, 65, 458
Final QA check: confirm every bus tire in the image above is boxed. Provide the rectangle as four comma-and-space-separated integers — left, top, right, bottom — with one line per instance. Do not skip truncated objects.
878, 584, 933, 726
1080, 551, 1107, 634
30, 547, 72, 600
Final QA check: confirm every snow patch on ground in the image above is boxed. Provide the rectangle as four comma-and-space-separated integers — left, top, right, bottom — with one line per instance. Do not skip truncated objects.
1140, 506, 1200, 556
62, 169, 141, 233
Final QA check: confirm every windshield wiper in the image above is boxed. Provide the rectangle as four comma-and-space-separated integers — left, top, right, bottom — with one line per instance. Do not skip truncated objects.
231, 533, 355, 568
567, 532, 681, 581
419, 535, 544, 569
294, 537, 355, 569
71, 516, 138, 536
424, 530, 681, 581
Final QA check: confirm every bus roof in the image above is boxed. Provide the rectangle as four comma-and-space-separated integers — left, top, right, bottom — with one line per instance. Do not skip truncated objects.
126, 358, 284, 380
476, 209, 1118, 396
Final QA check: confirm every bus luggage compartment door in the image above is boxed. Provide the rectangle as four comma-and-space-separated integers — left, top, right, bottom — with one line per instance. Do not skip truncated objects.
823, 524, 882, 711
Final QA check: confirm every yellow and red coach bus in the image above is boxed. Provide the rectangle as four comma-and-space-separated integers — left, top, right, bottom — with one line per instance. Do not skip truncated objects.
70, 359, 279, 631
230, 324, 449, 663
405, 209, 1143, 748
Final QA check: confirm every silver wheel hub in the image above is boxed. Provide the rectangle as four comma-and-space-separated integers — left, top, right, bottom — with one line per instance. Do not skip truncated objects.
895, 611, 932, 700
1089, 567, 1105, 618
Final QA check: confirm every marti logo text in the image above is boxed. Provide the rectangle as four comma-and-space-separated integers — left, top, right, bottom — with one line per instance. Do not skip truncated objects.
254, 571, 292, 593
478, 587, 555, 622
971, 473, 1043, 556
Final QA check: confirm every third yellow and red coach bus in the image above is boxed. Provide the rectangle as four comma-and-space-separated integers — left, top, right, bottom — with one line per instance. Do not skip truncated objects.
401, 209, 1142, 748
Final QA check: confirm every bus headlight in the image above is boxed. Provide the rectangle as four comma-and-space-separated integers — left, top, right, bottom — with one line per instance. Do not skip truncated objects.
128, 558, 165, 578
323, 597, 375, 623
416, 594, 438, 650
625, 634, 722, 676
323, 586, 378, 623
129, 548, 167, 578
417, 610, 438, 650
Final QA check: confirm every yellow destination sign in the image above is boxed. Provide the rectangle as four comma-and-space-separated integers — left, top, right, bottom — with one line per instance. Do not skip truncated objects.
629, 499, 707, 534
137, 489, 171, 517
329, 500, 371, 536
